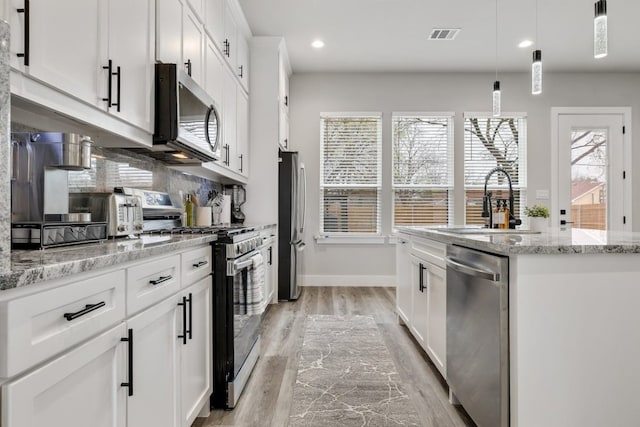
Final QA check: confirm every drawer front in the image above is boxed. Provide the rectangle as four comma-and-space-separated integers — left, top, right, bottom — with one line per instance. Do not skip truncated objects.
181, 246, 212, 287
126, 255, 181, 316
411, 237, 446, 268
0, 270, 126, 378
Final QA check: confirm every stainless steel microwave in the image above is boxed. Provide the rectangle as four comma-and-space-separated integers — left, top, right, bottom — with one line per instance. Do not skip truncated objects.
152, 63, 221, 164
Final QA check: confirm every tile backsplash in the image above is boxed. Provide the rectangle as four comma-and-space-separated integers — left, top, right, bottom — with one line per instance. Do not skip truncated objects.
68, 146, 221, 205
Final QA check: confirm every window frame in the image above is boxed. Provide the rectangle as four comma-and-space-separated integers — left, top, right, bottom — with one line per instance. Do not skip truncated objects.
319, 112, 383, 236
462, 112, 528, 225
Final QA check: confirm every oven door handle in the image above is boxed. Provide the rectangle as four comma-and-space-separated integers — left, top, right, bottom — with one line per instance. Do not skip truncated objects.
227, 258, 254, 276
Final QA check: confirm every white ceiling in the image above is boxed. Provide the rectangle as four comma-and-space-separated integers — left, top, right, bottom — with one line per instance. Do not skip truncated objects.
237, 0, 640, 73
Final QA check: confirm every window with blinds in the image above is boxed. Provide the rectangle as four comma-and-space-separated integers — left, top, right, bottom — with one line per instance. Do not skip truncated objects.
320, 113, 382, 234
392, 114, 454, 227
463, 115, 527, 224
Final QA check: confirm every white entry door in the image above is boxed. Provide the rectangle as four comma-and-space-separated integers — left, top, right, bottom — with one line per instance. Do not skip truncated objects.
553, 110, 630, 231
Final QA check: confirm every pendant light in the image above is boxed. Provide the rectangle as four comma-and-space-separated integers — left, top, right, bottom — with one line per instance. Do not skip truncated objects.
594, 0, 607, 58
492, 0, 501, 117
531, 0, 542, 94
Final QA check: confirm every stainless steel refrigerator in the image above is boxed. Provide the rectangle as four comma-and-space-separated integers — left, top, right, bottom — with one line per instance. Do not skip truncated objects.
278, 150, 306, 300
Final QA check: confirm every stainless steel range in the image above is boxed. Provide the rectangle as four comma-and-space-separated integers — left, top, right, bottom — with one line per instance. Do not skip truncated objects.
210, 226, 266, 409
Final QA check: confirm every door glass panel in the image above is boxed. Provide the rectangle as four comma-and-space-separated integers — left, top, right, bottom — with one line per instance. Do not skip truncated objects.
570, 128, 607, 230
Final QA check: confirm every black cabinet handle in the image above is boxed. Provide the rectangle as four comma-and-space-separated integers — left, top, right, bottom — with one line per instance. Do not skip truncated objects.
268, 247, 272, 265
224, 39, 230, 57
284, 95, 288, 107
120, 328, 133, 396
149, 275, 172, 285
224, 144, 230, 166
63, 301, 106, 321
283, 138, 288, 147
187, 293, 193, 340
192, 260, 208, 268
16, 0, 29, 65
418, 263, 427, 292
102, 59, 113, 107
113, 65, 121, 112
185, 59, 192, 77
239, 154, 243, 173
177, 296, 187, 345
238, 65, 244, 78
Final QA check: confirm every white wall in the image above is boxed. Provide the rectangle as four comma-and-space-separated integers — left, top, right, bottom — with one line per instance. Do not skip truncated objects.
289, 71, 640, 281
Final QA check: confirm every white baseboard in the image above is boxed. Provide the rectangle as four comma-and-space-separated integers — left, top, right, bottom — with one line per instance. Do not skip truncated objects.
301, 275, 396, 287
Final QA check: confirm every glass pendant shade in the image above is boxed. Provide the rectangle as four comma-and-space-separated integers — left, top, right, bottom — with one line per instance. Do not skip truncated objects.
594, 0, 607, 58
492, 81, 501, 117
532, 50, 542, 95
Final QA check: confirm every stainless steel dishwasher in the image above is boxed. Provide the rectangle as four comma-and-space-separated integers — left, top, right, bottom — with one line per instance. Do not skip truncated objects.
446, 244, 509, 427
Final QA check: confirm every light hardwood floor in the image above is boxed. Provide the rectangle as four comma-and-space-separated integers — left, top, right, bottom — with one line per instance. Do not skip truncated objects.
193, 286, 476, 427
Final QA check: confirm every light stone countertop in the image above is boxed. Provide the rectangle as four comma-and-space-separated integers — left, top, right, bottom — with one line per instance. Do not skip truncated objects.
396, 226, 640, 256
0, 234, 217, 291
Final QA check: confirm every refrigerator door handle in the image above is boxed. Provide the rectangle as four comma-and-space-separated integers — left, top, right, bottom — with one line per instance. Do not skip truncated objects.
299, 164, 307, 234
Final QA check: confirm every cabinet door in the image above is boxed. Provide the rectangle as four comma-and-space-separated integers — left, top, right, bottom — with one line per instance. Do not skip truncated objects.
410, 254, 429, 349
156, 0, 183, 65
127, 296, 179, 427
183, 6, 204, 87
205, 36, 224, 104
236, 34, 249, 91
20, 0, 101, 106
204, 0, 224, 51
180, 277, 212, 427
262, 244, 273, 305
222, 2, 236, 66
222, 68, 237, 170
107, 0, 154, 131
236, 89, 249, 176
395, 237, 412, 324
278, 52, 289, 115
1, 323, 127, 427
278, 104, 289, 150
426, 263, 447, 377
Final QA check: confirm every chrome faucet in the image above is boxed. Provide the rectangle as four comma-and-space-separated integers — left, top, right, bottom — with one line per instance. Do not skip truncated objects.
481, 166, 522, 229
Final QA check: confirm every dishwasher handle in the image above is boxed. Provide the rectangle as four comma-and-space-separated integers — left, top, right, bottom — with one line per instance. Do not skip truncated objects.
446, 257, 500, 282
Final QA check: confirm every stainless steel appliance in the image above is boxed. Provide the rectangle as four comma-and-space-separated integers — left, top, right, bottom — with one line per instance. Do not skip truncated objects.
211, 227, 266, 409
147, 63, 221, 164
445, 245, 509, 427
69, 188, 144, 237
278, 150, 306, 300
227, 185, 246, 224
10, 132, 108, 249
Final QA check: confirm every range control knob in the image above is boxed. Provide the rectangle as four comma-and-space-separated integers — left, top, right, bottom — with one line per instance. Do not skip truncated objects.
117, 224, 126, 232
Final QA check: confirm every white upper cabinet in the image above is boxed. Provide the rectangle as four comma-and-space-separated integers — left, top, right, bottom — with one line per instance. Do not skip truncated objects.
182, 5, 205, 87
222, 2, 237, 70
205, 36, 224, 105
204, 0, 224, 52
6, 0, 102, 106
222, 67, 237, 170
236, 89, 249, 176
155, 0, 183, 65
106, 0, 155, 132
236, 33, 249, 92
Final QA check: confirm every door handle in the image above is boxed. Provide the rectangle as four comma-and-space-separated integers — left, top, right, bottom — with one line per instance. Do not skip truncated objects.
185, 59, 192, 77
113, 65, 121, 112
187, 293, 193, 341
16, 0, 30, 66
102, 59, 113, 107
177, 296, 188, 345
418, 263, 427, 292
446, 257, 500, 282
120, 328, 134, 396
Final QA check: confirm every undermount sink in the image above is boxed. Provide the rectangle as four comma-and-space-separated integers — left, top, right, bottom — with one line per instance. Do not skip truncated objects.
439, 227, 541, 235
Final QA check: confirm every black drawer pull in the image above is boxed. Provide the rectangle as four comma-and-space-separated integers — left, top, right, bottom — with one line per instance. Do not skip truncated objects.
63, 301, 106, 321
102, 59, 113, 107
120, 328, 133, 396
177, 296, 187, 345
149, 275, 172, 285
192, 261, 208, 268
185, 59, 192, 77
187, 293, 193, 340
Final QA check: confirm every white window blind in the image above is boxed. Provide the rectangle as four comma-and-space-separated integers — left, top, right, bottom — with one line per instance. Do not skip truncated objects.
320, 113, 382, 234
392, 113, 454, 227
463, 115, 527, 225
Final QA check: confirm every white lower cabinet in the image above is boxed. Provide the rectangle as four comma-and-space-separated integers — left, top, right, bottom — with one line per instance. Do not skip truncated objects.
396, 235, 447, 379
1, 323, 127, 427
395, 235, 412, 324
179, 276, 213, 427
126, 296, 180, 427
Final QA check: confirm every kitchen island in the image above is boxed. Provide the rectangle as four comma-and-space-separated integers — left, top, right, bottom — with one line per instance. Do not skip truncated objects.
396, 226, 640, 427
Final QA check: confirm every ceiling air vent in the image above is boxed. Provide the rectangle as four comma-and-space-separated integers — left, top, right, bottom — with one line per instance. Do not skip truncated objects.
428, 28, 460, 40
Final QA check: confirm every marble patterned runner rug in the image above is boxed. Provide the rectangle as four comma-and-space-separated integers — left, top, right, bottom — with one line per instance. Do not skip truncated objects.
288, 315, 421, 426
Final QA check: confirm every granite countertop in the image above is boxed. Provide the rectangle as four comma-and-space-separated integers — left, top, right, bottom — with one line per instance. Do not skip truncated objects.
397, 226, 640, 256
0, 234, 217, 292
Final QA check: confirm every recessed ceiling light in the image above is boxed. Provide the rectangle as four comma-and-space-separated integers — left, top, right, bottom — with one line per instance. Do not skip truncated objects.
311, 40, 325, 49
518, 39, 534, 48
